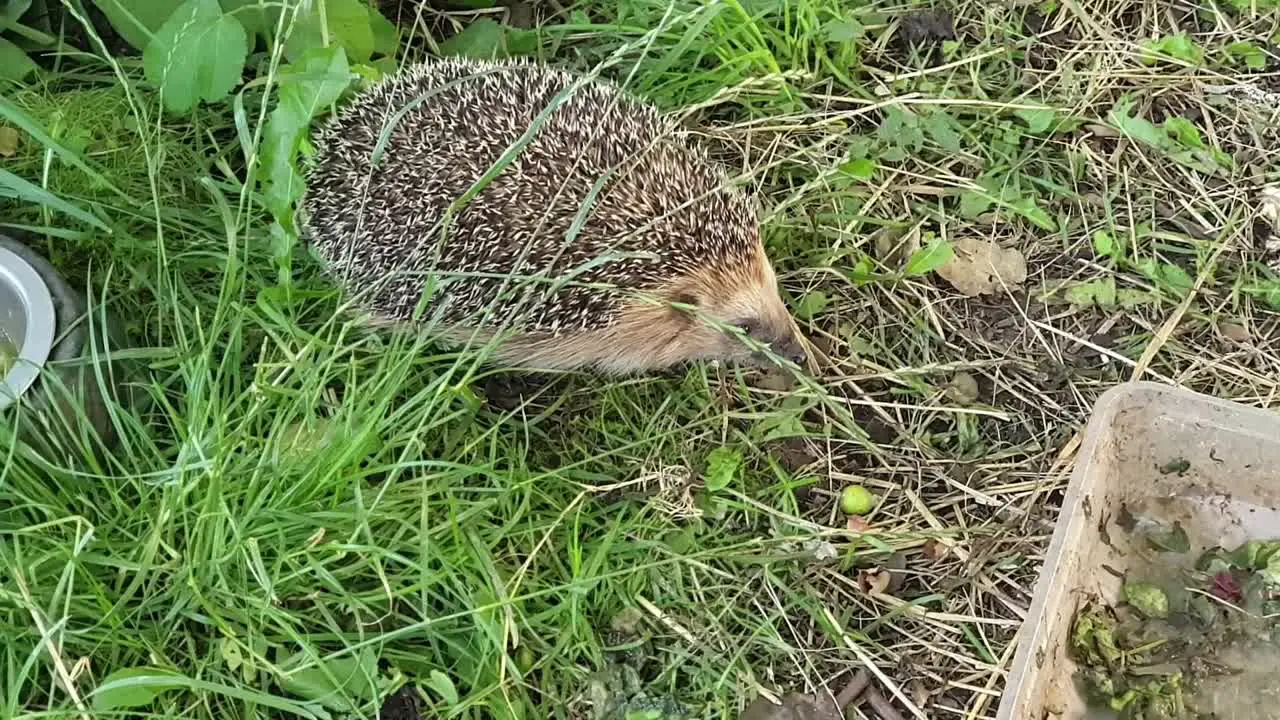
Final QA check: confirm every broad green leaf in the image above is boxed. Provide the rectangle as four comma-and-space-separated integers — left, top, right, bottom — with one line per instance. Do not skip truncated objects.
1139, 32, 1203, 65
1227, 41, 1266, 70
91, 667, 180, 712
505, 26, 539, 56
923, 110, 962, 152
1091, 230, 1115, 257
369, 6, 400, 56
0, 36, 37, 81
1162, 116, 1204, 149
958, 189, 993, 218
278, 647, 379, 712
283, 0, 375, 64
426, 670, 459, 705
794, 290, 829, 320
1009, 196, 1058, 231
839, 158, 875, 180
276, 46, 354, 123
89, 0, 185, 50
1262, 546, 1280, 585
1158, 263, 1194, 295
3, 0, 33, 22
219, 0, 270, 38
1015, 107, 1056, 134
904, 236, 953, 276
1106, 98, 1167, 149
753, 410, 807, 442
439, 18, 508, 59
704, 446, 743, 492
824, 17, 863, 43
1064, 278, 1117, 309
260, 46, 352, 224
143, 0, 248, 113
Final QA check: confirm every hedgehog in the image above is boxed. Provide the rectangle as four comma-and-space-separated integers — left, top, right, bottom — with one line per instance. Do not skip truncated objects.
299, 56, 806, 375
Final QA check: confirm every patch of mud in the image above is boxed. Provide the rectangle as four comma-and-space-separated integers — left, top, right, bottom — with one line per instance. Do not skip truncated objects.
896, 8, 956, 48
378, 685, 423, 720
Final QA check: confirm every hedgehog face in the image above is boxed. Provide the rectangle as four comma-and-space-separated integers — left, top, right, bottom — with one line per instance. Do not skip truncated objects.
666, 254, 806, 370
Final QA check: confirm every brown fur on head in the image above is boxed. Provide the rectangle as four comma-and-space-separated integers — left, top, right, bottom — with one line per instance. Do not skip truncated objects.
456, 245, 806, 375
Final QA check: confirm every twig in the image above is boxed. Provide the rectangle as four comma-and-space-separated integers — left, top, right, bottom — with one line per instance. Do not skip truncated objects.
836, 669, 871, 708
865, 689, 908, 720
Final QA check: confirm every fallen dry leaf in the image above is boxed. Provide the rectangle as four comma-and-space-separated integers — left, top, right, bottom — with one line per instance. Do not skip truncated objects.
846, 515, 871, 533
752, 367, 796, 392
1219, 320, 1250, 343
0, 127, 18, 157
1259, 185, 1280, 231
922, 539, 949, 561
873, 225, 919, 269
858, 567, 893, 595
943, 372, 979, 404
936, 237, 1027, 296
740, 692, 841, 720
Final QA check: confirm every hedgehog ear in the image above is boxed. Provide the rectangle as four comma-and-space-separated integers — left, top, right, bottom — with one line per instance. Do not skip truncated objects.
669, 290, 699, 308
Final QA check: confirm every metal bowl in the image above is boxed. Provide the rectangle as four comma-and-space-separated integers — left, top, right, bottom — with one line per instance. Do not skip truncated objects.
0, 245, 56, 410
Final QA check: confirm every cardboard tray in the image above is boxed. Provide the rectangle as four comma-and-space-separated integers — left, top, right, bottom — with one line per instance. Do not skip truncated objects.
995, 381, 1280, 719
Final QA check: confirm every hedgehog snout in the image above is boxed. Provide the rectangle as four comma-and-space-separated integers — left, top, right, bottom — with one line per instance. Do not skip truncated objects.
772, 333, 807, 366
748, 332, 805, 368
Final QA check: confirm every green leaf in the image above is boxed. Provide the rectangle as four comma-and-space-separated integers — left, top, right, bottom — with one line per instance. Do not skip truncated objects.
438, 18, 508, 59
1262, 546, 1280, 585
877, 106, 922, 151
904, 236, 953, 276
3, 0, 34, 22
259, 46, 352, 226
283, 0, 375, 64
142, 0, 248, 113
1015, 107, 1056, 134
823, 17, 863, 43
369, 5, 400, 56
88, 0, 185, 50
425, 670, 459, 705
839, 157, 875, 180
1009, 196, 1058, 231
1139, 32, 1203, 65
277, 647, 379, 712
91, 667, 180, 712
704, 446, 743, 492
1226, 41, 1267, 70
219, 0, 270, 38
753, 410, 807, 442
1064, 278, 1117, 309
1091, 230, 1115, 257
794, 290, 829, 320
958, 189, 993, 218
1158, 263, 1194, 295
923, 110, 962, 152
1106, 98, 1168, 149
0, 36, 37, 81
1162, 116, 1204, 149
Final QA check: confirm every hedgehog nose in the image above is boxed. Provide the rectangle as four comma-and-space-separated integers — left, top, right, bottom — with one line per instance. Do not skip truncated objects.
776, 338, 807, 367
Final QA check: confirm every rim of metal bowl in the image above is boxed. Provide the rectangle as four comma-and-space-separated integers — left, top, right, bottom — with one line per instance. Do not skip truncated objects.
0, 246, 56, 411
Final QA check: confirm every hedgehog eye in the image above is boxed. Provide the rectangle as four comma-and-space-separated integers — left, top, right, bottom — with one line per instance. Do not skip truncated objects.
734, 320, 759, 337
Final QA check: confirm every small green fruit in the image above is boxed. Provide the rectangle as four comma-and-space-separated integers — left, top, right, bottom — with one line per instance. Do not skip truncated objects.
839, 485, 875, 515
516, 645, 534, 673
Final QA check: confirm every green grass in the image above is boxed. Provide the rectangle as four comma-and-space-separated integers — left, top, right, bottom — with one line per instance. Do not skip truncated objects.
4, 0, 1280, 718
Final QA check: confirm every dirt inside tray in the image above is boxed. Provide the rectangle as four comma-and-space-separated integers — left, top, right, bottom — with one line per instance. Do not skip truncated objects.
1070, 504, 1280, 719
